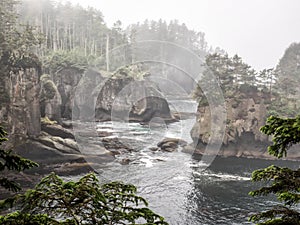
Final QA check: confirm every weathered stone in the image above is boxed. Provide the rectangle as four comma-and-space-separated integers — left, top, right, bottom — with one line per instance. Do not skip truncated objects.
120, 158, 131, 165
94, 77, 176, 123
5, 68, 41, 139
157, 137, 187, 152
15, 139, 77, 163
54, 68, 103, 120
38, 136, 78, 154
101, 137, 134, 152
61, 120, 73, 128
190, 94, 300, 160
41, 123, 75, 139
149, 147, 159, 151
40, 74, 62, 122
163, 147, 177, 152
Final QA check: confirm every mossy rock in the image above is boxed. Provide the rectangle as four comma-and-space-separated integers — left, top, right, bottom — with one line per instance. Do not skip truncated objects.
43, 80, 57, 99
41, 116, 57, 125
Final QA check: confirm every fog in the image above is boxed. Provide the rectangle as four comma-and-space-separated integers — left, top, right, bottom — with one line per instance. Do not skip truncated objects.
63, 0, 300, 70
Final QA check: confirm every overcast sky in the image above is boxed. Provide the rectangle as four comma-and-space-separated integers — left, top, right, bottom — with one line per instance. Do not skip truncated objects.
65, 0, 300, 70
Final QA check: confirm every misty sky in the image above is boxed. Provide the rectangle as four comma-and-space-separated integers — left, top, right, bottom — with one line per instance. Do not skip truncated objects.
65, 0, 300, 70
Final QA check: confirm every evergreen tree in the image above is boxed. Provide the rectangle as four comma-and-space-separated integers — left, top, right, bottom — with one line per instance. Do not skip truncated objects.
0, 127, 38, 192
249, 115, 300, 225
193, 53, 258, 102
270, 42, 300, 117
0, 172, 168, 225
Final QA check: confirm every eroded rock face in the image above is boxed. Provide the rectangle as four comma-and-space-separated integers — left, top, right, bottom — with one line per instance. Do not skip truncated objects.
95, 77, 176, 123
41, 123, 75, 139
1, 68, 41, 143
50, 67, 175, 123
189, 96, 280, 159
40, 74, 62, 122
53, 68, 85, 119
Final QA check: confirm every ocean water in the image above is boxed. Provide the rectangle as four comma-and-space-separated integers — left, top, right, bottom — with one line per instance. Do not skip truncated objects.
71, 99, 299, 224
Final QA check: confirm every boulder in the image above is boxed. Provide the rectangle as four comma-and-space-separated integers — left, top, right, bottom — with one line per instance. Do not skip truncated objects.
41, 123, 75, 139
157, 137, 187, 152
101, 137, 134, 152
15, 139, 79, 164
38, 135, 79, 154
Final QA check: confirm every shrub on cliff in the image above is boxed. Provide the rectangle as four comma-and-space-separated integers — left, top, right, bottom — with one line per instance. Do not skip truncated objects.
43, 50, 88, 74
0, 173, 168, 225
249, 115, 300, 225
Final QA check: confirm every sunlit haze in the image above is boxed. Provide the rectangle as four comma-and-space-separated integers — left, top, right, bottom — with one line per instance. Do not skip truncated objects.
60, 0, 300, 71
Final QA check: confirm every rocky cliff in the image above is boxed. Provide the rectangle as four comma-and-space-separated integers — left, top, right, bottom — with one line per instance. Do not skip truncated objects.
1, 63, 177, 173
53, 68, 85, 119
1, 68, 41, 143
94, 76, 176, 123
188, 91, 300, 160
49, 66, 176, 123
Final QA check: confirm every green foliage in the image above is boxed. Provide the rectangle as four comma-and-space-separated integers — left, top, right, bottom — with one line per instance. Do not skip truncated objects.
270, 42, 300, 116
275, 42, 300, 98
43, 50, 88, 74
0, 173, 168, 225
193, 53, 258, 104
0, 126, 38, 192
0, 0, 41, 75
249, 115, 300, 225
266, 101, 298, 118
0, 0, 42, 113
260, 115, 300, 158
0, 212, 61, 225
112, 63, 150, 80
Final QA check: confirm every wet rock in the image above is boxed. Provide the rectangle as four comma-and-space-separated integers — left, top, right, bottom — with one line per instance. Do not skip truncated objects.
110, 150, 121, 155
172, 111, 198, 120
149, 147, 159, 151
41, 123, 75, 139
15, 139, 80, 163
162, 147, 177, 152
38, 135, 79, 154
157, 138, 187, 147
61, 120, 73, 128
97, 131, 113, 137
120, 158, 131, 165
102, 137, 134, 152
155, 158, 166, 162
78, 143, 112, 156
157, 137, 187, 152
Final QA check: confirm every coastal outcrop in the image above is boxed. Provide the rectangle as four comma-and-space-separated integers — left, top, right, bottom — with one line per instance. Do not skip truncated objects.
1, 68, 41, 143
189, 92, 267, 159
94, 76, 176, 123
1, 63, 179, 173
47, 66, 176, 123
188, 92, 300, 160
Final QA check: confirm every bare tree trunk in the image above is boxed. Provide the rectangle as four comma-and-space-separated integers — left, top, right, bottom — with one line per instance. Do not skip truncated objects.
68, 24, 72, 51
53, 22, 57, 51
106, 33, 109, 71
84, 38, 87, 56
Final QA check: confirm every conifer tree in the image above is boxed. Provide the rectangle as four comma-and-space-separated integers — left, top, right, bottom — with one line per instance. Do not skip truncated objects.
0, 126, 38, 192
249, 115, 300, 225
